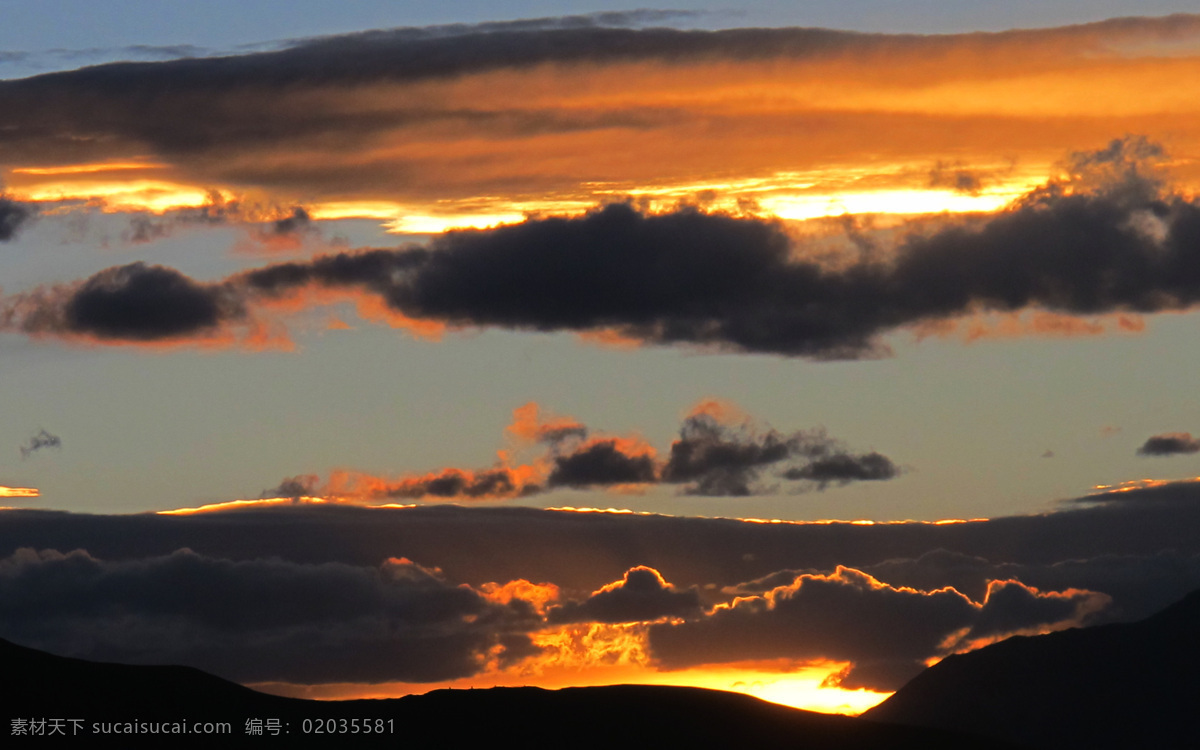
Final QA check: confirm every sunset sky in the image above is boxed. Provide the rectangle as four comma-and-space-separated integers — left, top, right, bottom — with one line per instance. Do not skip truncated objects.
3, 1, 1200, 716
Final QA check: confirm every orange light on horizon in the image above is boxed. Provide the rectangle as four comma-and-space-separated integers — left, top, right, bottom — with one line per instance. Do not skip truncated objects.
153, 499, 993, 527
546, 506, 648, 515
156, 496, 328, 515
545, 507, 992, 526
247, 658, 891, 715
1090, 476, 1200, 494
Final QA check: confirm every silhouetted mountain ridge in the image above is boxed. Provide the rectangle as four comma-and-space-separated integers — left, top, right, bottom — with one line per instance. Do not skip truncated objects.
2, 636, 1015, 747
865, 588, 1200, 750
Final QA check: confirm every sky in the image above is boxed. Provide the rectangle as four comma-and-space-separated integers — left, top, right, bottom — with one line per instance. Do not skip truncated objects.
2, 0, 1200, 716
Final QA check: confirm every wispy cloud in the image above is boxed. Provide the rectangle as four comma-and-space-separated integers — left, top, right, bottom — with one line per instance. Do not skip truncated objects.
19, 429, 61, 460
661, 400, 898, 494
258, 400, 900, 502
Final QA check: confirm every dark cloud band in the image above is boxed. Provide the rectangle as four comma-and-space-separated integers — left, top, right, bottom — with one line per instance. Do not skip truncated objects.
0, 548, 536, 684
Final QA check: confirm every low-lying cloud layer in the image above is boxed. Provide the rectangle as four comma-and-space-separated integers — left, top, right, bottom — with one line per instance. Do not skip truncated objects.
0, 549, 1112, 692
2, 478, 1198, 693
0, 548, 536, 683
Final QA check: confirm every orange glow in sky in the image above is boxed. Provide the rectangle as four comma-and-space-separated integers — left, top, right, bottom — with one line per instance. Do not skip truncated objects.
1091, 477, 1200, 494
249, 658, 891, 716
7, 178, 227, 213
3, 165, 1051, 230
11, 161, 168, 176
5, 17, 1200, 232
156, 497, 328, 515
0, 486, 40, 498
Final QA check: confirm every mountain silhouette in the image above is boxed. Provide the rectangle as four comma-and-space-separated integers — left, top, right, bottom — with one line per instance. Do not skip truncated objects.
864, 589, 1200, 749
2, 636, 1017, 747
